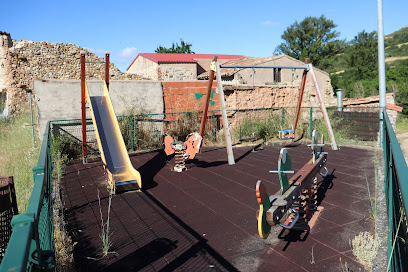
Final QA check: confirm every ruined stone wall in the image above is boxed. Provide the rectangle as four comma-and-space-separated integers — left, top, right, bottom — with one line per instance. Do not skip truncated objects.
158, 63, 196, 81
0, 33, 144, 115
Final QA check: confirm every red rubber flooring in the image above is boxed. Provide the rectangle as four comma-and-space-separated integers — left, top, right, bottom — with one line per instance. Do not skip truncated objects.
61, 143, 376, 271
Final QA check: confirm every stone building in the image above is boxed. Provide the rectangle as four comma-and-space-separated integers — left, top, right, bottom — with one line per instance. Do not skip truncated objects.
0, 31, 143, 117
126, 53, 244, 81
199, 54, 336, 108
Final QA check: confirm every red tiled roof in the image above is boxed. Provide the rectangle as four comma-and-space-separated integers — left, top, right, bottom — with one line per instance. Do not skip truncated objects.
127, 53, 244, 71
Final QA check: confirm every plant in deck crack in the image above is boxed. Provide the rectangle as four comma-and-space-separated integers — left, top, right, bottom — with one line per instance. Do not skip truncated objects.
365, 171, 377, 220
351, 231, 381, 271
98, 188, 116, 257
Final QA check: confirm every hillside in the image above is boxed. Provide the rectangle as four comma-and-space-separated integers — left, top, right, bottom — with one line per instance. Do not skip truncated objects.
385, 26, 408, 58
323, 26, 408, 112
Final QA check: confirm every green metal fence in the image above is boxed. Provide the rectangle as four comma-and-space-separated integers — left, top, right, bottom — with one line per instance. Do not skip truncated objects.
0, 105, 393, 271
0, 122, 55, 272
49, 106, 381, 154
383, 110, 408, 272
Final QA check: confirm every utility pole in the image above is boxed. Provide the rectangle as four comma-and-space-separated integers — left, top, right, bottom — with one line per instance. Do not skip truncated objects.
377, 0, 386, 143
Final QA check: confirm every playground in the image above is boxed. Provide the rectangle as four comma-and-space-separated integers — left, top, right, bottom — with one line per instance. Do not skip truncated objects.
1, 55, 405, 272
61, 143, 375, 271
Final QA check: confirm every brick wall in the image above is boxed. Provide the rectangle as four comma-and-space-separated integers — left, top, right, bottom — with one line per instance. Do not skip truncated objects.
162, 81, 219, 116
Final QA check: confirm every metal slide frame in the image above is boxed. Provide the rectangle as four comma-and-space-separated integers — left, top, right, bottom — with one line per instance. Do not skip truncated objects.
80, 52, 141, 191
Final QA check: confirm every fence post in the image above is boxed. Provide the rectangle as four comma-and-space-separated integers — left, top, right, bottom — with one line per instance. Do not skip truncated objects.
212, 111, 216, 142
129, 115, 134, 152
309, 107, 313, 140
281, 107, 284, 128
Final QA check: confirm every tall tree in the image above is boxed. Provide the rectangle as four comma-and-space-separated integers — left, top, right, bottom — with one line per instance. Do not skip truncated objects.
274, 15, 345, 67
346, 30, 378, 79
155, 39, 195, 54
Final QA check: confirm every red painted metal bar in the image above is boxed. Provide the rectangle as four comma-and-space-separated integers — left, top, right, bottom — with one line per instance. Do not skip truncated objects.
105, 52, 110, 89
199, 56, 218, 145
292, 58, 309, 135
80, 52, 87, 163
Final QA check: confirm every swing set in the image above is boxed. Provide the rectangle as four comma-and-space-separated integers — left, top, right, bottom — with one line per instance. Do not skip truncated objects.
163, 57, 338, 172
221, 58, 338, 150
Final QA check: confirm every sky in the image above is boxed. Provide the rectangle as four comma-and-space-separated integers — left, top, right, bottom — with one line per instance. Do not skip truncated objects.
1, 0, 407, 72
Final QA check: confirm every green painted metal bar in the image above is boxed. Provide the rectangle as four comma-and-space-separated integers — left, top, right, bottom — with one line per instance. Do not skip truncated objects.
280, 107, 284, 129
383, 111, 408, 272
0, 215, 33, 272
129, 115, 134, 151
0, 121, 55, 271
212, 111, 216, 142
309, 107, 313, 140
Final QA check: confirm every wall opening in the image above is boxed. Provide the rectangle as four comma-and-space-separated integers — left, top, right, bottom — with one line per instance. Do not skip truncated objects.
0, 92, 8, 119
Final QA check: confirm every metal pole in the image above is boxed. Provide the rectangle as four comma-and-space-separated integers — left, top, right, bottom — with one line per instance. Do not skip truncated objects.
80, 52, 87, 164
336, 90, 343, 111
377, 0, 386, 145
199, 56, 217, 145
105, 52, 110, 90
216, 61, 235, 165
29, 91, 34, 148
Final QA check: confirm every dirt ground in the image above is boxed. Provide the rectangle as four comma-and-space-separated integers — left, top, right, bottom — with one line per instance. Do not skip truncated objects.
397, 132, 408, 160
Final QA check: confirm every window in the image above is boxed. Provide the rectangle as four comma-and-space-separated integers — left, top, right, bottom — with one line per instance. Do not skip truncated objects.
274, 68, 281, 83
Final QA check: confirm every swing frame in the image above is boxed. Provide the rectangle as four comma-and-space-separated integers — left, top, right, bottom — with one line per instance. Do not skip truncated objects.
219, 58, 338, 150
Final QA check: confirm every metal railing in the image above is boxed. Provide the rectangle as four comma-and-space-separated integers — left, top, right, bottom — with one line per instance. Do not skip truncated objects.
0, 122, 55, 272
49, 106, 381, 154
383, 110, 408, 272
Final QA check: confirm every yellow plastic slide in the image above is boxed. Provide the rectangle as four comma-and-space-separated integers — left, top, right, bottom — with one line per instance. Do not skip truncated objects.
85, 82, 142, 191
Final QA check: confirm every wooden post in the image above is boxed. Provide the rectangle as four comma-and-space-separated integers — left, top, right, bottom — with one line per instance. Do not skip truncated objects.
199, 56, 217, 146
292, 59, 309, 135
216, 61, 235, 165
309, 64, 338, 150
80, 52, 87, 163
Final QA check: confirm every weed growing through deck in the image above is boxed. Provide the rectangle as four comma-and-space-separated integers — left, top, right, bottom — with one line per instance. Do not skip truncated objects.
0, 110, 39, 213
365, 172, 377, 220
51, 134, 75, 271
98, 188, 116, 257
351, 232, 381, 271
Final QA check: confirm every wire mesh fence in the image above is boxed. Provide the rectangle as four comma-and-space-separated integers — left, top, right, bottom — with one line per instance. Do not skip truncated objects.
49, 106, 381, 158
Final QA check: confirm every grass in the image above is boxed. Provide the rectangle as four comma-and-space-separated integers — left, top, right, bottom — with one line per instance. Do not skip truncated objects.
98, 188, 116, 257
51, 133, 76, 271
396, 113, 408, 134
0, 110, 39, 213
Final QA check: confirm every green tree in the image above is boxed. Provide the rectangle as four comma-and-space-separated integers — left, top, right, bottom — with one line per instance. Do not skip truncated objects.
155, 39, 195, 54
274, 15, 345, 67
346, 30, 378, 80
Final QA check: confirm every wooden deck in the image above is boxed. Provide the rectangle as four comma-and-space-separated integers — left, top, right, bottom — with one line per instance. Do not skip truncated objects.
61, 143, 376, 271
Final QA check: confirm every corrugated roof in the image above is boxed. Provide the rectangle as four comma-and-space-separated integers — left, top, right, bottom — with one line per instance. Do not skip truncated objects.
127, 53, 244, 71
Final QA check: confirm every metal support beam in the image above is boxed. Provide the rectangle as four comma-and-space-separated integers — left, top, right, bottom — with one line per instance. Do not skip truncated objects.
216, 61, 235, 165
220, 65, 308, 70
105, 52, 110, 90
80, 52, 87, 163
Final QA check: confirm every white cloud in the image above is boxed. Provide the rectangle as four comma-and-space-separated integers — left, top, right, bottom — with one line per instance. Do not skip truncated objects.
85, 47, 106, 55
261, 20, 280, 26
117, 47, 139, 63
